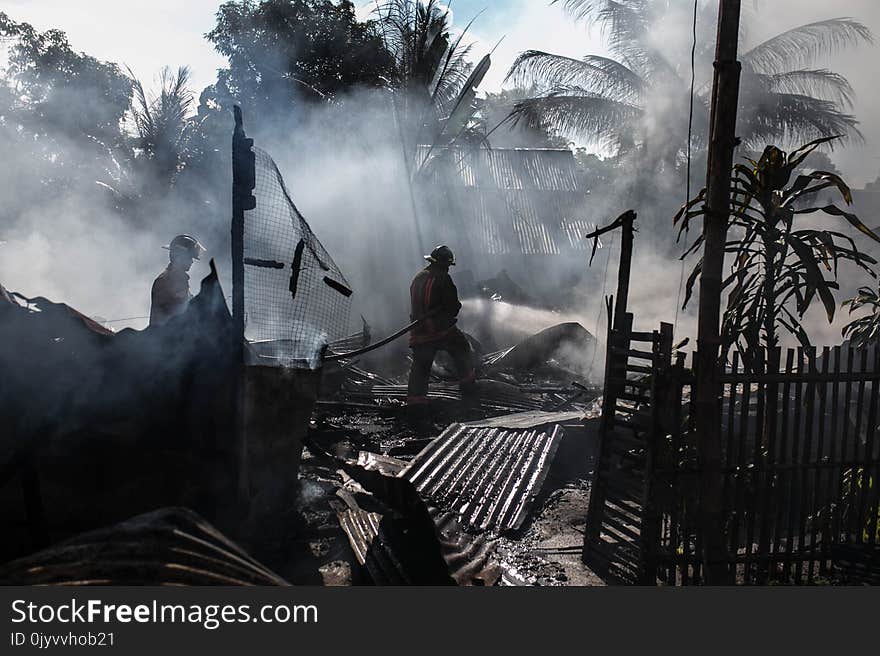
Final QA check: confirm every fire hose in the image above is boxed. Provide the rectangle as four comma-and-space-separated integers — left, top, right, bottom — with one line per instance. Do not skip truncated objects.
323, 308, 441, 362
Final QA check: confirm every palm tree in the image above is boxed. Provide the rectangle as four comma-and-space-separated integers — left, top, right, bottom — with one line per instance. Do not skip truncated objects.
98, 66, 202, 212
506, 1, 872, 166
376, 0, 490, 164
128, 65, 201, 188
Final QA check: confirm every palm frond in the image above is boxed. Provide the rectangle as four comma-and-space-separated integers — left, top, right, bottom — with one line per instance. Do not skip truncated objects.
551, 0, 610, 23
738, 92, 862, 149
507, 87, 641, 148
505, 50, 643, 104
742, 18, 874, 74
553, 1, 651, 67
753, 68, 855, 109
377, 0, 482, 123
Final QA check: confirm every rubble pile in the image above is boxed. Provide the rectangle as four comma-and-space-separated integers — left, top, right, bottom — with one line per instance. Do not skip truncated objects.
0, 268, 604, 586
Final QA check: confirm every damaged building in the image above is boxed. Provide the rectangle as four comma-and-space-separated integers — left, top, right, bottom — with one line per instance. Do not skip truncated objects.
0, 109, 604, 587
415, 145, 596, 306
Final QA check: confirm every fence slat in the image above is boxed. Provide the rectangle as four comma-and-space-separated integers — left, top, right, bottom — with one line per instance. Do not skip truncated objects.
745, 349, 767, 584
795, 347, 817, 584
830, 346, 847, 556
730, 355, 751, 584
782, 347, 804, 583
867, 346, 880, 554
756, 347, 781, 584
856, 346, 879, 548
809, 346, 830, 581
770, 349, 795, 580
848, 349, 869, 546
723, 352, 740, 567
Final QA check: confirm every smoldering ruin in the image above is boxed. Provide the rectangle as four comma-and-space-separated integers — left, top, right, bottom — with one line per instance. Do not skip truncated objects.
2, 0, 880, 587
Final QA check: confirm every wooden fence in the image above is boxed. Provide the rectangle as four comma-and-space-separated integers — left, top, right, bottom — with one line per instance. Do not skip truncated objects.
648, 346, 880, 584
585, 334, 880, 584
582, 311, 673, 584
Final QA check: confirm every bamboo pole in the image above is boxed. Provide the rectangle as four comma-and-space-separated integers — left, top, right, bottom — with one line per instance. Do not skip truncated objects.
694, 0, 742, 585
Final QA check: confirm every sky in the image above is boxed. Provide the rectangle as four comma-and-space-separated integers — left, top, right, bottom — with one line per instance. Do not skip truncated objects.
3, 0, 880, 183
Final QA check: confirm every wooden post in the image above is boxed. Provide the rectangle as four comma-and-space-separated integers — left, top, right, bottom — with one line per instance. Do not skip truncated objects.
585, 209, 637, 330
642, 322, 674, 584
232, 105, 255, 345
232, 106, 255, 508
614, 211, 635, 330
694, 0, 742, 584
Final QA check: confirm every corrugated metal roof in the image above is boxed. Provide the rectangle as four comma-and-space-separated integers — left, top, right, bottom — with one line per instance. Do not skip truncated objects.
416, 147, 594, 256
0, 508, 288, 586
335, 490, 499, 586
402, 422, 563, 533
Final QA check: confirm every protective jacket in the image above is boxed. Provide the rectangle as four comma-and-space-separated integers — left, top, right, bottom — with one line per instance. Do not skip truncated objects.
149, 265, 191, 327
409, 265, 462, 344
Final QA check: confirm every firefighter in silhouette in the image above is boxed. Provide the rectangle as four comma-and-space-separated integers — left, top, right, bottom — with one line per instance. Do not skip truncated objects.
407, 245, 476, 415
149, 234, 205, 327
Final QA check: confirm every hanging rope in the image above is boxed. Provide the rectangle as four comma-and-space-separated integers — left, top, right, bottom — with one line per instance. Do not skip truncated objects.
674, 0, 700, 336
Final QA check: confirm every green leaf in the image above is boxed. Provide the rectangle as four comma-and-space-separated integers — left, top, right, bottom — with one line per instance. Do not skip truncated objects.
795, 204, 880, 243
787, 237, 836, 321
682, 258, 702, 309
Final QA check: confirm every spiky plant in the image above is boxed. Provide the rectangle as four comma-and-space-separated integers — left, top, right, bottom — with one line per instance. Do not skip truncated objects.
842, 286, 880, 349
378, 1, 472, 104
506, 1, 871, 161
128, 65, 200, 187
675, 136, 880, 370
376, 0, 490, 162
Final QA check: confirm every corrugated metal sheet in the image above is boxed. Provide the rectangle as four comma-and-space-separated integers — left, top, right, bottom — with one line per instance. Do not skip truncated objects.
336, 490, 499, 586
463, 410, 585, 429
0, 508, 288, 586
402, 422, 563, 533
416, 147, 595, 256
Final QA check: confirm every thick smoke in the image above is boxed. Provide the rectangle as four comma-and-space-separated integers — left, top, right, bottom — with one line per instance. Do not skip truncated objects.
2, 0, 880, 365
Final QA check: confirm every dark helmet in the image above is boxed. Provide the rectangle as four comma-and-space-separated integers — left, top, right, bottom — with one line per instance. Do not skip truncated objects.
163, 234, 205, 260
424, 245, 456, 266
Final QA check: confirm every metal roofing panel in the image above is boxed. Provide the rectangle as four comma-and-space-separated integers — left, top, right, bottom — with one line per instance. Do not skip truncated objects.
417, 146, 583, 192
463, 410, 585, 429
0, 508, 288, 586
335, 491, 499, 586
561, 219, 595, 251
415, 146, 592, 256
402, 422, 563, 533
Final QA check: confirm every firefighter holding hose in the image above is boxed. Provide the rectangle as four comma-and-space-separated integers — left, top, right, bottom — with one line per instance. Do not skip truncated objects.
406, 245, 476, 417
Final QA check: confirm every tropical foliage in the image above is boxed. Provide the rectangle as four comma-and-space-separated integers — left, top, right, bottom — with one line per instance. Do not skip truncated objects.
376, 0, 490, 163
506, 1, 872, 163
675, 136, 880, 369
0, 12, 132, 192
476, 88, 570, 149
129, 66, 203, 187
205, 0, 394, 117
842, 286, 880, 349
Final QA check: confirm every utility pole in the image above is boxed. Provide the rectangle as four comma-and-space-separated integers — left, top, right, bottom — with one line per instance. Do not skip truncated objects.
695, 0, 742, 584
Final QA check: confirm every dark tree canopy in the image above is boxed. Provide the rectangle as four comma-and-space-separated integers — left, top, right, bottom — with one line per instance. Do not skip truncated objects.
0, 12, 131, 167
0, 12, 131, 220
205, 0, 395, 120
